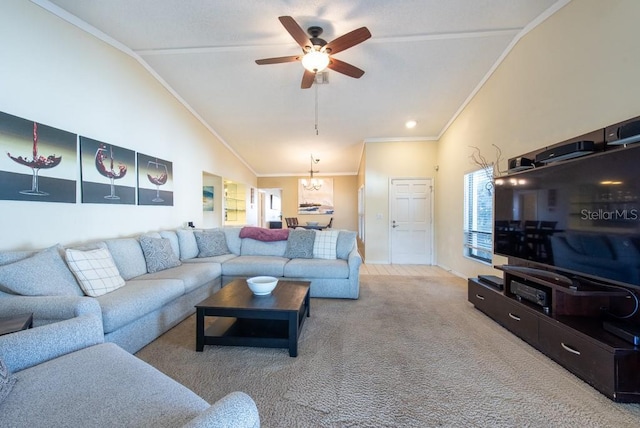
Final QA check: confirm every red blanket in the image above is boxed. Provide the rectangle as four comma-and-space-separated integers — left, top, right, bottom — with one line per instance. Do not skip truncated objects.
239, 226, 290, 242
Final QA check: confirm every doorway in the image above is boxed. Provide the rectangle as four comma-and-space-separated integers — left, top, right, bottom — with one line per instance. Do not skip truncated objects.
390, 178, 433, 264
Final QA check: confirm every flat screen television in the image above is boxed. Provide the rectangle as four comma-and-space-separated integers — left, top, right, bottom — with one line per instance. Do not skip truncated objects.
493, 144, 640, 292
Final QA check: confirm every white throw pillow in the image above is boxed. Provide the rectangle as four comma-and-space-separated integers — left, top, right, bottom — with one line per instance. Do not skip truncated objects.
313, 230, 339, 260
65, 247, 125, 297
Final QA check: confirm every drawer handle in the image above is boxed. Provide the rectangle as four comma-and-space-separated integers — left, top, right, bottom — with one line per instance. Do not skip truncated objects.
475, 294, 485, 300
561, 342, 581, 356
508, 313, 521, 321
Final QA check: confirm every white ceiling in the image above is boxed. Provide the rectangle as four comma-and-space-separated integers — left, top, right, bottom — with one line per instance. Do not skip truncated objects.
41, 0, 565, 177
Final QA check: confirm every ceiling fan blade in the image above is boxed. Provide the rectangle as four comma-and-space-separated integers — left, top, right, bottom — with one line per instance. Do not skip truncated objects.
324, 27, 371, 55
279, 16, 312, 51
255, 55, 301, 65
301, 70, 315, 89
328, 58, 365, 79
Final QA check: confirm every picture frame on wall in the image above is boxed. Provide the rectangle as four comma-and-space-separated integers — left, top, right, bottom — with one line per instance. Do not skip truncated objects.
203, 186, 214, 211
79, 136, 136, 204
298, 178, 334, 215
137, 153, 174, 206
0, 111, 77, 203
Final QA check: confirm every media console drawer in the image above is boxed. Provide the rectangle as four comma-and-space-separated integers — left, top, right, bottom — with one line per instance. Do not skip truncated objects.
538, 317, 615, 397
493, 298, 539, 345
469, 279, 539, 345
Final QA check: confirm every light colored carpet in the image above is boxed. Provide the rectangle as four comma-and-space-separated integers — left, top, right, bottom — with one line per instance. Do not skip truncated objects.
136, 275, 640, 427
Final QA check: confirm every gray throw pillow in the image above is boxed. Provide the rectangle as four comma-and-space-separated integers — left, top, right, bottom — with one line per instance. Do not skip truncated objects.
284, 229, 316, 259
0, 245, 82, 296
194, 230, 230, 258
0, 356, 16, 405
139, 236, 182, 273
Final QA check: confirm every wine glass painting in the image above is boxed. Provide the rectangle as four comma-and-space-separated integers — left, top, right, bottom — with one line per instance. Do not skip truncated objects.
137, 153, 173, 206
8, 122, 61, 196
0, 111, 76, 203
79, 136, 136, 204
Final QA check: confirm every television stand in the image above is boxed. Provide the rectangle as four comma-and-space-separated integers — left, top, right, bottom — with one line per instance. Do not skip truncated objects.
468, 266, 640, 402
603, 321, 640, 345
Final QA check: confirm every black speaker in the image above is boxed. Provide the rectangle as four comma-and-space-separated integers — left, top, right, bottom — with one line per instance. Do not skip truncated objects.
618, 120, 640, 139
508, 156, 534, 172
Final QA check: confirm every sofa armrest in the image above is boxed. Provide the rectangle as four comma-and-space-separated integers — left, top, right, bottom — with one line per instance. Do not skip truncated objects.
181, 391, 260, 428
0, 294, 102, 326
346, 247, 362, 299
0, 314, 104, 373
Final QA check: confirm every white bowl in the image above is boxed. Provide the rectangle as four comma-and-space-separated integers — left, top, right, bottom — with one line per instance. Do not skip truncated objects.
246, 276, 278, 295
306, 222, 319, 226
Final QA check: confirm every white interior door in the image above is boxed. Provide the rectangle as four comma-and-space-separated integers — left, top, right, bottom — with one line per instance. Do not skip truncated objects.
390, 178, 433, 264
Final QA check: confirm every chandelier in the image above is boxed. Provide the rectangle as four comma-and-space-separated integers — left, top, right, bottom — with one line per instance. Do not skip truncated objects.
301, 155, 323, 191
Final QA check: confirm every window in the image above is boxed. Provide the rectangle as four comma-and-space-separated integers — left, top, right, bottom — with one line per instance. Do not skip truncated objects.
464, 168, 493, 263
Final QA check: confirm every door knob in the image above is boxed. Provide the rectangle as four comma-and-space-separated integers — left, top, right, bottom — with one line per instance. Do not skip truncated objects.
392, 220, 398, 228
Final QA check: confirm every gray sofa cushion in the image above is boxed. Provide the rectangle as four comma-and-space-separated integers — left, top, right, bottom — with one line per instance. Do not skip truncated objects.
105, 238, 148, 280
223, 227, 243, 255
0, 343, 210, 428
96, 279, 185, 333
284, 229, 315, 258
221, 256, 288, 277
0, 357, 16, 405
241, 238, 287, 257
0, 246, 82, 296
0, 250, 35, 266
176, 229, 199, 260
139, 263, 221, 293
336, 230, 357, 259
182, 253, 237, 264
159, 231, 180, 258
194, 230, 230, 257
139, 236, 182, 273
284, 258, 350, 279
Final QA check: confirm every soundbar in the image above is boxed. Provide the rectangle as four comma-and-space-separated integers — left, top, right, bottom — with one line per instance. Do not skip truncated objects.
535, 140, 596, 164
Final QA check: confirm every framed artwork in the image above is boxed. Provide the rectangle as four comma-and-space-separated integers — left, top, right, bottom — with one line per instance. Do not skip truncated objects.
298, 178, 334, 215
203, 186, 214, 211
79, 136, 136, 204
137, 153, 174, 206
270, 194, 281, 210
0, 111, 77, 203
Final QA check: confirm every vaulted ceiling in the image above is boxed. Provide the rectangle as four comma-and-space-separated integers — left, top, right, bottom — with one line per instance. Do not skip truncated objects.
42, 0, 565, 176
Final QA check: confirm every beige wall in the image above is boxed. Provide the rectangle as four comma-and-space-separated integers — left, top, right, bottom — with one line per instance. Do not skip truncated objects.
257, 175, 358, 231
362, 140, 439, 263
435, 0, 640, 277
0, 1, 256, 250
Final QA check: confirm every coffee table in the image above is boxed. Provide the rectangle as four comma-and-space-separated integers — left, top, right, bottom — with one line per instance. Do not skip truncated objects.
0, 313, 33, 336
195, 279, 310, 357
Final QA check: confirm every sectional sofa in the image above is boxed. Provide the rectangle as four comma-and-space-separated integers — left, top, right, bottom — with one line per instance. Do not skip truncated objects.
0, 314, 260, 427
0, 226, 361, 353
0, 226, 361, 426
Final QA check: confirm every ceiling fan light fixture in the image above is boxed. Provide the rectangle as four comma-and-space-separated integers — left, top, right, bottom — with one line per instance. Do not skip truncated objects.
301, 49, 330, 73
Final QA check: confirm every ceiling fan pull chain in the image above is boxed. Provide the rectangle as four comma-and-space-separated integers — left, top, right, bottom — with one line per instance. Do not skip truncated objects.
315, 82, 319, 135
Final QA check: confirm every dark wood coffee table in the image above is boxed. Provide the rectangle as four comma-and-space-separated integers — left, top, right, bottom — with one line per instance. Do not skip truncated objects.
0, 313, 33, 336
195, 279, 310, 357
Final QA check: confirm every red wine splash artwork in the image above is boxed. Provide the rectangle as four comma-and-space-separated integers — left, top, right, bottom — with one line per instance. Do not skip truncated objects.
147, 158, 168, 202
7, 122, 61, 196
95, 143, 127, 200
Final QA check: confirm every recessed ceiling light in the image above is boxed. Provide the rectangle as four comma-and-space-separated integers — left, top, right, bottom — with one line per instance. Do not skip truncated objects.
405, 120, 417, 129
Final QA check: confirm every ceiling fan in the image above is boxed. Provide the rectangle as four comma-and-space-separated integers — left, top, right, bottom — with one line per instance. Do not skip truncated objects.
255, 16, 371, 89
